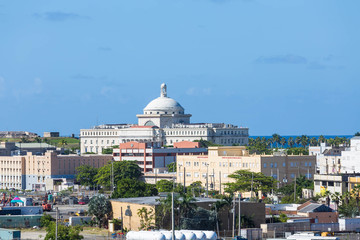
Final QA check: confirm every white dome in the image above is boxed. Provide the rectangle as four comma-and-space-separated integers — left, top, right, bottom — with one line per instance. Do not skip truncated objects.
144, 96, 184, 113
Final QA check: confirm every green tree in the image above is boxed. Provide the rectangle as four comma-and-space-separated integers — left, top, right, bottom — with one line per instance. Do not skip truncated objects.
88, 194, 112, 228
280, 137, 286, 148
355, 132, 360, 137
310, 137, 318, 146
287, 137, 295, 148
319, 135, 326, 143
295, 136, 301, 147
102, 148, 113, 154
60, 139, 68, 148
95, 161, 141, 188
34, 136, 42, 143
167, 162, 176, 172
225, 170, 276, 199
272, 134, 281, 148
111, 178, 158, 198
156, 180, 174, 192
76, 165, 98, 187
331, 192, 341, 211
44, 222, 83, 240
137, 207, 155, 230
40, 213, 54, 227
279, 213, 288, 223
300, 135, 309, 148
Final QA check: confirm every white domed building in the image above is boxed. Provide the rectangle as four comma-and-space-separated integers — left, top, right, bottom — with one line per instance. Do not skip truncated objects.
80, 84, 249, 154
137, 83, 192, 128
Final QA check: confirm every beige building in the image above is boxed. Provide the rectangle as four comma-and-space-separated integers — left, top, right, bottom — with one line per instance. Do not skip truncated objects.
0, 151, 112, 190
0, 155, 25, 189
177, 146, 316, 193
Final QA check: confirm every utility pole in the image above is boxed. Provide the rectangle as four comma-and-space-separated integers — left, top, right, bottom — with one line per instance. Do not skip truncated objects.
232, 195, 235, 238
213, 168, 215, 191
277, 168, 280, 189
183, 167, 186, 193
219, 171, 222, 194
171, 192, 175, 240
238, 194, 241, 237
55, 207, 58, 240
251, 173, 254, 201
271, 169, 274, 195
206, 164, 209, 197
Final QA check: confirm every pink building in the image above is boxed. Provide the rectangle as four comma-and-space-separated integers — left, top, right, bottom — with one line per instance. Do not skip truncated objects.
113, 141, 207, 173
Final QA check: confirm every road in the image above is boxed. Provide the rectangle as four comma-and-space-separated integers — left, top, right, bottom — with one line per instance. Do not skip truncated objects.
46, 204, 89, 220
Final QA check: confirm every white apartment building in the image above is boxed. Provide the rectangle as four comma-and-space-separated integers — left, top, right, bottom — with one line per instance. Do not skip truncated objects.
80, 83, 249, 154
341, 137, 360, 173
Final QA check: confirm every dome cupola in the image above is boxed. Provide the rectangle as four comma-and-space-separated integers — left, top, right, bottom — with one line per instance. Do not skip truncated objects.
144, 83, 185, 114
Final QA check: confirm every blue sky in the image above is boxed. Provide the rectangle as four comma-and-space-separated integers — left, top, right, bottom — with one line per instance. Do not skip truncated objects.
0, 0, 359, 136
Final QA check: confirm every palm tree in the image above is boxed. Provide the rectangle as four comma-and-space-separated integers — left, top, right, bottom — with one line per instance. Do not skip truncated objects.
319, 135, 326, 144
295, 136, 301, 147
272, 134, 281, 148
352, 185, 360, 212
300, 135, 309, 148
322, 190, 331, 207
331, 192, 341, 210
342, 191, 351, 205
327, 138, 335, 147
288, 137, 295, 148
280, 137, 286, 148
310, 137, 318, 146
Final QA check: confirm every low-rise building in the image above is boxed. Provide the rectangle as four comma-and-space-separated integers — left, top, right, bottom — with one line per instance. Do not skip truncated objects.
177, 146, 316, 193
113, 141, 207, 173
317, 147, 345, 174
43, 132, 60, 138
314, 174, 349, 196
0, 151, 112, 191
110, 196, 265, 232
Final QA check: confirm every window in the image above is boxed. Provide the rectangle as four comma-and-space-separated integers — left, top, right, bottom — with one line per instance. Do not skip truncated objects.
283, 162, 286, 167
264, 163, 267, 168
290, 162, 294, 167
309, 162, 312, 166
194, 172, 199, 178
305, 162, 308, 167
186, 172, 191, 177
291, 174, 295, 178
270, 163, 273, 168
328, 181, 334, 187
274, 163, 277, 168
336, 182, 340, 187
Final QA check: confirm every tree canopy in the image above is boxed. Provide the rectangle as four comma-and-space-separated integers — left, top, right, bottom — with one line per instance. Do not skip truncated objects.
88, 194, 112, 228
76, 165, 98, 186
112, 178, 158, 198
95, 161, 141, 188
225, 170, 276, 198
44, 222, 83, 240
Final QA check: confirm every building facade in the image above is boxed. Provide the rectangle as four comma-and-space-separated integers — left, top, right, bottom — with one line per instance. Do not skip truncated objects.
176, 146, 316, 193
341, 137, 360, 173
80, 83, 249, 154
0, 151, 112, 190
113, 141, 207, 173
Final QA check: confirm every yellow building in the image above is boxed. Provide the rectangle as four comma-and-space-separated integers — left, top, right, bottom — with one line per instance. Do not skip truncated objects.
348, 176, 360, 192
177, 146, 316, 193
